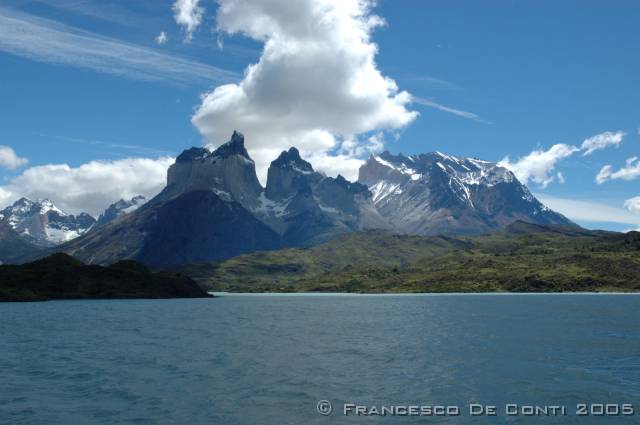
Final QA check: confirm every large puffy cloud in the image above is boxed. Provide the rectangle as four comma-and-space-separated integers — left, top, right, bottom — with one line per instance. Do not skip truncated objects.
498, 144, 579, 188
0, 157, 174, 216
0, 146, 28, 170
596, 156, 640, 184
192, 0, 417, 182
580, 131, 625, 156
173, 0, 204, 41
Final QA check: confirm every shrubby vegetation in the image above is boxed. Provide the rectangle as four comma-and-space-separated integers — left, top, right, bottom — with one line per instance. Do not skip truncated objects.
178, 221, 640, 293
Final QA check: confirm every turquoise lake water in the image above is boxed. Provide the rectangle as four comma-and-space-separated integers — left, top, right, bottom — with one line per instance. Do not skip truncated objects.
1, 294, 639, 424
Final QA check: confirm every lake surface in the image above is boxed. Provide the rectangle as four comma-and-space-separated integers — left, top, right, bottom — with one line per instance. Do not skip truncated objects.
1, 294, 639, 424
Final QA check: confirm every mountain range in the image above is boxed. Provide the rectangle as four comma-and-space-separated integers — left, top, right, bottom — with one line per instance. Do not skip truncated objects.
0, 131, 573, 266
0, 198, 95, 247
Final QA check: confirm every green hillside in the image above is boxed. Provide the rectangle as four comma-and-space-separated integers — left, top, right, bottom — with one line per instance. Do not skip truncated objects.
176, 222, 640, 293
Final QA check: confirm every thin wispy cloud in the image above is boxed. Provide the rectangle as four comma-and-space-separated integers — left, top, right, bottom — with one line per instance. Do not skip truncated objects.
404, 75, 462, 91
36, 133, 175, 157
0, 7, 237, 86
412, 97, 489, 123
16, 0, 153, 28
535, 194, 640, 228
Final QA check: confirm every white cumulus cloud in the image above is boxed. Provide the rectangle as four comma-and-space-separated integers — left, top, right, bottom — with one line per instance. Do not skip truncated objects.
0, 146, 28, 170
624, 196, 640, 215
173, 0, 204, 41
192, 0, 418, 182
498, 144, 579, 188
581, 130, 625, 156
0, 157, 174, 216
501, 130, 629, 188
596, 156, 640, 184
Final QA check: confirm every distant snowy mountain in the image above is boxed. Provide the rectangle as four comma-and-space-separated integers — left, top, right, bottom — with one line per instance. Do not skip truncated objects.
358, 151, 571, 235
96, 195, 146, 227
0, 198, 96, 247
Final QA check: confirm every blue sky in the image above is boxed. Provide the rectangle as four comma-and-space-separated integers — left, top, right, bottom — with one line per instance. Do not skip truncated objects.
0, 0, 638, 230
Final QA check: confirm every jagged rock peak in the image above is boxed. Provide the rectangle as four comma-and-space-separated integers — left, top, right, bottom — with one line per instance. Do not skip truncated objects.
96, 195, 147, 227
13, 197, 35, 207
272, 147, 314, 173
175, 131, 251, 164
333, 175, 369, 194
176, 147, 210, 163
212, 130, 251, 160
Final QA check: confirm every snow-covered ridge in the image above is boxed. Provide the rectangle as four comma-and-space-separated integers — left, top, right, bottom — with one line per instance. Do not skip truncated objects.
371, 151, 515, 190
96, 196, 147, 227
373, 156, 422, 181
0, 197, 95, 247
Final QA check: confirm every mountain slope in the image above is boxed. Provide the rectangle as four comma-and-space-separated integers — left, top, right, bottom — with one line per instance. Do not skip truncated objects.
0, 220, 42, 264
358, 151, 573, 235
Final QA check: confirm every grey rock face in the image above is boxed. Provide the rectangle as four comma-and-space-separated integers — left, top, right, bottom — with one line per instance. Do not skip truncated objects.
265, 147, 320, 201
96, 195, 146, 227
0, 198, 95, 247
58, 132, 280, 266
256, 147, 389, 246
162, 131, 262, 210
358, 151, 572, 235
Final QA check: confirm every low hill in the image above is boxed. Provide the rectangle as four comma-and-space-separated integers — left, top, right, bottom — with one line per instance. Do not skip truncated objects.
0, 253, 212, 301
176, 222, 640, 293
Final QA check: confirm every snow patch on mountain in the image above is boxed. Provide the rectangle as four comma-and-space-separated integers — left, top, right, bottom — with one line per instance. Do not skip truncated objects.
0, 198, 95, 246
358, 150, 572, 235
96, 196, 146, 227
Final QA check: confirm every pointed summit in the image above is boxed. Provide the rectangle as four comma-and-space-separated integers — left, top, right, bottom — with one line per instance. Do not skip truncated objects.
176, 147, 209, 163
271, 147, 314, 173
265, 147, 319, 200
164, 131, 262, 209
96, 195, 147, 227
212, 130, 251, 159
